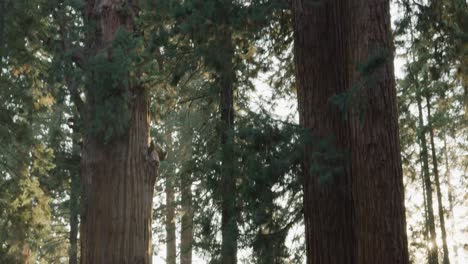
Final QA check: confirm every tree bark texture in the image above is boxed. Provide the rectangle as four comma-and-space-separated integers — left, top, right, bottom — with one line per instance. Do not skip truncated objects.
426, 95, 450, 264
293, 1, 409, 263
80, 1, 159, 263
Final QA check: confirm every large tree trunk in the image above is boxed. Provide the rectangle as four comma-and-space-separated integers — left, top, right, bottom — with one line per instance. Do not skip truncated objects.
292, 1, 409, 263
80, 1, 159, 263
426, 95, 450, 264
80, 101, 157, 264
416, 90, 438, 264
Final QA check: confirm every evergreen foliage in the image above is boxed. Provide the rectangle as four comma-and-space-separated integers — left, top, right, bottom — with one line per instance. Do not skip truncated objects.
0, 0, 466, 263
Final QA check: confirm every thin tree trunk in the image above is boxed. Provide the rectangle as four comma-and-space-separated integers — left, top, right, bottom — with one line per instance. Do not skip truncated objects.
180, 173, 193, 264
426, 95, 450, 264
61, 22, 80, 264
180, 131, 193, 264
218, 25, 237, 264
293, 1, 409, 263
420, 149, 429, 240
0, 0, 4, 75
165, 133, 176, 264
80, 1, 160, 263
253, 188, 280, 264
443, 135, 458, 264
416, 90, 438, 264
69, 159, 80, 264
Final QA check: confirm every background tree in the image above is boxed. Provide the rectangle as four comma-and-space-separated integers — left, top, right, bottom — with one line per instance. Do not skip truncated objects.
1, 1, 467, 263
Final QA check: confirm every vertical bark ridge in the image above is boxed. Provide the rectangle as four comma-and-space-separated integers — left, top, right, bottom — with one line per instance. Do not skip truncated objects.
80, 1, 158, 263
293, 0, 409, 263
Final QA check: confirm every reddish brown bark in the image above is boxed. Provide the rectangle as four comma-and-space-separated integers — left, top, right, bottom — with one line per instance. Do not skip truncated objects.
80, 94, 157, 264
79, 1, 159, 263
293, 1, 409, 263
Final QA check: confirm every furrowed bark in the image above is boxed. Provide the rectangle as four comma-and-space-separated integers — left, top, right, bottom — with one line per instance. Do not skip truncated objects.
80, 1, 159, 263
293, 1, 409, 263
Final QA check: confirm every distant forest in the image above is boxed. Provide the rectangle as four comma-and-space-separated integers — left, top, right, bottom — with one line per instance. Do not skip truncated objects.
0, 0, 466, 264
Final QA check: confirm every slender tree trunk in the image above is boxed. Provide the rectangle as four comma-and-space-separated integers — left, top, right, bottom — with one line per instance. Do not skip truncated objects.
426, 95, 450, 264
80, 1, 160, 263
219, 28, 237, 264
180, 131, 193, 264
0, 0, 4, 75
421, 163, 430, 248
69, 160, 80, 264
165, 134, 176, 264
180, 173, 193, 264
416, 89, 439, 264
443, 135, 458, 264
220, 69, 237, 263
59, 33, 80, 264
253, 188, 281, 264
293, 1, 409, 263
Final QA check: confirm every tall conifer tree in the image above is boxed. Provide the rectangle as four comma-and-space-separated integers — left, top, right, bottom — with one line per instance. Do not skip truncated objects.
292, 1, 409, 263
78, 1, 164, 262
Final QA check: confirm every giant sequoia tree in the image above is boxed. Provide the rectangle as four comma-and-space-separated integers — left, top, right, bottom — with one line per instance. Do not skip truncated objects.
78, 1, 163, 263
4, 0, 468, 263
292, 1, 409, 263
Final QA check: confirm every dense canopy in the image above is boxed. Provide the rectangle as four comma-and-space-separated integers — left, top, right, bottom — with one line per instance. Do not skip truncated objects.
0, 0, 466, 263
